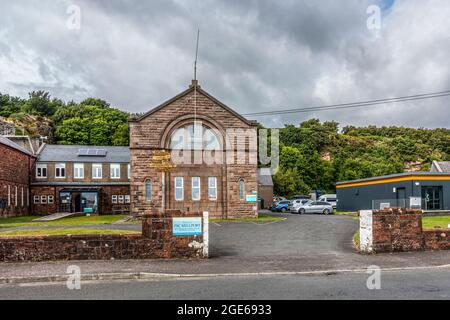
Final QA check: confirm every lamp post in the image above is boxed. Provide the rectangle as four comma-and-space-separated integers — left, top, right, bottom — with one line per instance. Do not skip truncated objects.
150, 150, 176, 213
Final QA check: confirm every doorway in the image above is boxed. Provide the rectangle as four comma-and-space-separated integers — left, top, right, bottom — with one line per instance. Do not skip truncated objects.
421, 186, 443, 210
396, 187, 406, 208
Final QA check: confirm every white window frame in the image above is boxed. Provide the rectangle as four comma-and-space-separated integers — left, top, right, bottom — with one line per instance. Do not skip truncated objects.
118, 195, 124, 204
208, 177, 217, 200
48, 195, 54, 204
40, 195, 47, 204
92, 163, 103, 179
112, 195, 118, 204
34, 195, 40, 204
145, 179, 152, 202
74, 163, 84, 179
192, 177, 201, 201
55, 163, 66, 178
7, 185, 10, 206
175, 177, 184, 201
14, 186, 17, 206
127, 164, 131, 179
36, 163, 47, 178
239, 178, 245, 200
125, 195, 131, 204
110, 164, 121, 179
21, 187, 24, 207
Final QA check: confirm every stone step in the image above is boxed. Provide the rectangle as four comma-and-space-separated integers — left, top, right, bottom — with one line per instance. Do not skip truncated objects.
32, 212, 85, 222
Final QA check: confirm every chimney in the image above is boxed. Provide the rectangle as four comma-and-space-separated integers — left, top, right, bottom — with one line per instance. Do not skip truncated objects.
189, 79, 200, 88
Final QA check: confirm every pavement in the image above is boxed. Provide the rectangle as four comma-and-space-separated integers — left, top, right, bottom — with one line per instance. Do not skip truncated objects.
1, 268, 450, 299
1, 212, 450, 284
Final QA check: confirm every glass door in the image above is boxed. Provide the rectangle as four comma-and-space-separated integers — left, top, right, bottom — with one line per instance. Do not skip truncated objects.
421, 187, 442, 210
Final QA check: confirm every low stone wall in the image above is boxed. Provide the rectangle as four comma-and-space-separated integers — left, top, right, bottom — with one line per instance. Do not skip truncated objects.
423, 229, 450, 251
0, 210, 207, 262
360, 208, 450, 253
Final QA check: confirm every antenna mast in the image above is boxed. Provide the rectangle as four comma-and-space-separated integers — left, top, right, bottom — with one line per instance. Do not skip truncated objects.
194, 28, 200, 81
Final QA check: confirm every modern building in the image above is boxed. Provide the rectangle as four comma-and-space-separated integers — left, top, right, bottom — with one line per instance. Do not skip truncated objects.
0, 136, 34, 217
129, 80, 259, 218
30, 144, 131, 215
336, 172, 450, 212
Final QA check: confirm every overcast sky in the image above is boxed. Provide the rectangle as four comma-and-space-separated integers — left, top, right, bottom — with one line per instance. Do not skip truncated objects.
0, 0, 449, 128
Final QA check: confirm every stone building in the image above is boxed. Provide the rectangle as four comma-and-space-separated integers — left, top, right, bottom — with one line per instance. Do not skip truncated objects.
0, 136, 34, 217
129, 81, 259, 218
30, 144, 131, 215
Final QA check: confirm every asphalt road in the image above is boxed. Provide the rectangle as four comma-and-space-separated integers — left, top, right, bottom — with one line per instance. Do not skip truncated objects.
1, 268, 449, 300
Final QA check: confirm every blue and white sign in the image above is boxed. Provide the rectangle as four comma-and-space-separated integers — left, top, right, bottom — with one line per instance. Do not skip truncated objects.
246, 194, 257, 202
173, 217, 202, 236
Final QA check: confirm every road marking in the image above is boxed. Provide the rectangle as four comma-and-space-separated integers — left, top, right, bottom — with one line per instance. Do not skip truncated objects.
250, 218, 287, 225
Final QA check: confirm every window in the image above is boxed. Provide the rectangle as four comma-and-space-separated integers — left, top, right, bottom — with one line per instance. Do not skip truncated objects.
125, 195, 131, 204
208, 177, 217, 200
36, 163, 47, 178
92, 163, 102, 179
55, 163, 66, 178
192, 177, 201, 201
170, 123, 220, 150
145, 179, 152, 202
112, 195, 118, 204
34, 195, 40, 204
175, 177, 184, 201
48, 195, 54, 204
40, 195, 47, 204
110, 164, 121, 179
14, 186, 17, 206
74, 163, 84, 179
239, 179, 245, 200
127, 164, 131, 179
21, 188, 24, 207
118, 195, 124, 204
7, 185, 10, 206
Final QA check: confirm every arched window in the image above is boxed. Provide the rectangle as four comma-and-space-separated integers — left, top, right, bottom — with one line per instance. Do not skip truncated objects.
239, 179, 245, 200
170, 123, 220, 150
145, 179, 152, 202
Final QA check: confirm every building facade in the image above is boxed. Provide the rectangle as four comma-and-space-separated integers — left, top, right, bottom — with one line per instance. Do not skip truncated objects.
258, 168, 274, 209
31, 144, 131, 215
0, 136, 34, 217
337, 172, 450, 212
129, 81, 259, 218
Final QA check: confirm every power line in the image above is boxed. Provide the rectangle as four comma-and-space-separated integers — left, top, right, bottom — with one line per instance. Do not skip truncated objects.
242, 90, 450, 117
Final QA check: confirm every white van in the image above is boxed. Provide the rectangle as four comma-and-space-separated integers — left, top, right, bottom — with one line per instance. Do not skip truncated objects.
318, 194, 337, 208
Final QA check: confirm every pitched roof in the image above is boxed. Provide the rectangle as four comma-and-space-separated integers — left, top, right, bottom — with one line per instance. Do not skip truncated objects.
432, 161, 450, 173
258, 168, 274, 186
130, 81, 258, 127
0, 136, 33, 156
37, 144, 130, 163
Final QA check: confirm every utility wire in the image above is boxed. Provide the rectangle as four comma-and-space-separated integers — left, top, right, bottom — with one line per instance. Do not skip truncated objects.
242, 90, 450, 117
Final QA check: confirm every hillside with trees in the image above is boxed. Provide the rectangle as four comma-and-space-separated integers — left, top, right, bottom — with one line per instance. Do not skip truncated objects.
1, 91, 449, 196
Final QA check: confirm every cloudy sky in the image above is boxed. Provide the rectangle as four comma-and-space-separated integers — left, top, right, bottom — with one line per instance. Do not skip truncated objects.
0, 0, 449, 128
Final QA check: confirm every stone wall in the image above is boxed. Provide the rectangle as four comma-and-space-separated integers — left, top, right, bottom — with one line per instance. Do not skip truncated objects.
0, 210, 206, 262
360, 208, 450, 253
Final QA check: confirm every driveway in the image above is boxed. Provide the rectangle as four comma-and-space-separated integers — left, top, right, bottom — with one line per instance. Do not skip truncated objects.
210, 213, 357, 258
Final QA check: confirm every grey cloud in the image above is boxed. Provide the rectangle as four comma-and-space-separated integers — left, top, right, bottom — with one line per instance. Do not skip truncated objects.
0, 0, 449, 129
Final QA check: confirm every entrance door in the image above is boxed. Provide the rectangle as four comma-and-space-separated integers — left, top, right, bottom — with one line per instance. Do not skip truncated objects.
421, 186, 443, 210
396, 188, 406, 208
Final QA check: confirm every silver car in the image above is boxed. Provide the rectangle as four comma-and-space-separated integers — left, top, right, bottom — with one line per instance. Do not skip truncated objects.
297, 201, 333, 215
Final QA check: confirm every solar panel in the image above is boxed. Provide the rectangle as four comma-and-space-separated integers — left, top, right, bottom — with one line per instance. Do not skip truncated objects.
78, 149, 107, 157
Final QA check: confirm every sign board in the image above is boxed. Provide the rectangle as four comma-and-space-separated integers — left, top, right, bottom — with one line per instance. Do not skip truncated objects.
409, 197, 421, 208
246, 194, 257, 202
173, 217, 202, 236
380, 203, 390, 210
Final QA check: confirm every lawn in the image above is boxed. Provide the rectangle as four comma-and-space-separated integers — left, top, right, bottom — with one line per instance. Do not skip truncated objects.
422, 216, 450, 229
211, 213, 284, 223
0, 228, 140, 237
0, 215, 128, 228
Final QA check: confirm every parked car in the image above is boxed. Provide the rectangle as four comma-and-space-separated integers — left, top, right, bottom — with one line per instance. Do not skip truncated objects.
318, 194, 337, 208
271, 200, 291, 212
297, 201, 334, 215
289, 199, 312, 213
273, 196, 286, 203
291, 195, 311, 200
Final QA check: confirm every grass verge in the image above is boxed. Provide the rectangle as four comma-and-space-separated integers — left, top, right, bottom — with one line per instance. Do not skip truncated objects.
422, 216, 450, 229
0, 215, 128, 228
353, 231, 360, 249
211, 213, 284, 223
0, 228, 140, 237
